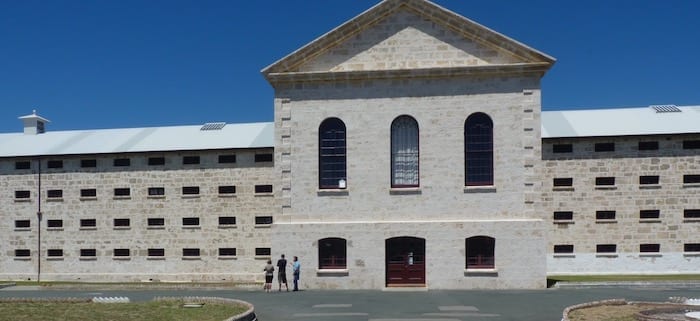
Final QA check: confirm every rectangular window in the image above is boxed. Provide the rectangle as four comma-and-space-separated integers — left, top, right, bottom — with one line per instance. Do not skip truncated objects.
47, 160, 63, 169
114, 188, 130, 197
218, 154, 236, 163
552, 144, 573, 153
15, 249, 30, 257
683, 140, 700, 149
148, 218, 165, 226
684, 175, 700, 184
80, 249, 97, 257
685, 243, 700, 253
15, 220, 30, 228
80, 189, 97, 197
148, 187, 165, 196
182, 248, 200, 257
596, 244, 616, 253
594, 143, 615, 152
218, 185, 236, 194
255, 154, 273, 162
640, 210, 660, 219
638, 141, 659, 151
148, 157, 165, 166
182, 156, 200, 165
148, 248, 164, 257
182, 186, 200, 195
255, 216, 273, 225
114, 248, 130, 257
113, 218, 130, 227
80, 159, 97, 168
255, 185, 273, 194
47, 189, 63, 198
15, 190, 30, 199
553, 211, 573, 221
684, 209, 700, 219
182, 217, 200, 226
553, 178, 573, 187
639, 176, 660, 185
553, 245, 574, 254
640, 244, 660, 253
218, 216, 236, 226
80, 219, 96, 227
113, 158, 131, 167
255, 248, 271, 256
15, 161, 30, 170
47, 219, 63, 228
47, 249, 63, 257
596, 211, 616, 220
219, 248, 237, 256
595, 177, 615, 186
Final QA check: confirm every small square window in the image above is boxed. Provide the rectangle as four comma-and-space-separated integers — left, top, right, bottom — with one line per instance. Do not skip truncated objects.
553, 178, 573, 187
80, 219, 96, 227
182, 186, 200, 195
148, 157, 165, 166
683, 140, 700, 149
685, 243, 700, 252
684, 209, 700, 219
114, 248, 130, 257
639, 176, 660, 185
218, 216, 236, 225
148, 248, 165, 257
553, 245, 574, 253
47, 249, 64, 257
47, 189, 63, 198
47, 219, 63, 228
15, 220, 30, 228
255, 247, 271, 256
148, 218, 165, 226
594, 143, 615, 152
640, 210, 660, 219
684, 175, 700, 184
80, 159, 97, 168
596, 244, 616, 253
596, 211, 616, 220
15, 249, 31, 257
182, 217, 200, 226
114, 218, 130, 227
255, 154, 273, 162
255, 185, 273, 194
80, 249, 96, 257
552, 144, 573, 153
218, 185, 236, 194
219, 248, 237, 256
595, 177, 615, 186
553, 211, 573, 221
47, 160, 63, 169
182, 156, 200, 165
218, 155, 236, 163
15, 161, 31, 170
638, 141, 659, 151
255, 216, 273, 225
114, 188, 130, 197
15, 190, 30, 199
113, 158, 131, 167
80, 189, 97, 197
148, 187, 165, 196
182, 248, 200, 257
640, 244, 660, 253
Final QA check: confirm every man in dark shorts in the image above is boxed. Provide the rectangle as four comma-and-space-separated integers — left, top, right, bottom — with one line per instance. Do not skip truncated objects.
276, 254, 289, 291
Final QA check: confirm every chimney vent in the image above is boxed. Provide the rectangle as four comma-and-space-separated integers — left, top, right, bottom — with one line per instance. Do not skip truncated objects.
18, 110, 50, 135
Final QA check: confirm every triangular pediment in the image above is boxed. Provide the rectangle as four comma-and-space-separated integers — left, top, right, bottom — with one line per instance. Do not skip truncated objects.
263, 0, 555, 83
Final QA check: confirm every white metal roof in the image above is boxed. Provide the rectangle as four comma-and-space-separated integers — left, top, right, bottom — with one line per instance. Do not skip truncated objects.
0, 122, 274, 158
542, 105, 700, 138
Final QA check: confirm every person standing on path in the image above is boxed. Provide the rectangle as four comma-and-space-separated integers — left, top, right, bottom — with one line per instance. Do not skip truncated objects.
292, 256, 301, 291
263, 259, 275, 293
276, 254, 289, 292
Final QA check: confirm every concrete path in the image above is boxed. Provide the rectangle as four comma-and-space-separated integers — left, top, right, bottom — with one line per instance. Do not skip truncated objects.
2, 285, 700, 320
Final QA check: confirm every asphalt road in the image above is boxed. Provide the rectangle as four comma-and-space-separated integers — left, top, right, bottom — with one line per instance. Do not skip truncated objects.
2, 285, 700, 321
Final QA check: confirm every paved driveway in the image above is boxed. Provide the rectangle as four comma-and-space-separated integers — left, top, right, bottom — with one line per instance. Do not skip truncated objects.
2, 285, 700, 321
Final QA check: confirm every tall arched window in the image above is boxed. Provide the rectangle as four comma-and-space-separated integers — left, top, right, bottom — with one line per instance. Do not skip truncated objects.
319, 118, 347, 189
391, 116, 419, 187
465, 113, 493, 186
465, 236, 495, 269
318, 237, 347, 269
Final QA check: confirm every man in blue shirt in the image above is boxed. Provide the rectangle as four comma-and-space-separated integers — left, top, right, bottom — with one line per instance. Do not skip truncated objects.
292, 256, 301, 291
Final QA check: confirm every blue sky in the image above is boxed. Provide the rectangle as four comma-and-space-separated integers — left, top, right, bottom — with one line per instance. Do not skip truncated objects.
1, 0, 699, 133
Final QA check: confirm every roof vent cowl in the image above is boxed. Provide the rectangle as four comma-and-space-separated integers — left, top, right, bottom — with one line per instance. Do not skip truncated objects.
18, 110, 50, 135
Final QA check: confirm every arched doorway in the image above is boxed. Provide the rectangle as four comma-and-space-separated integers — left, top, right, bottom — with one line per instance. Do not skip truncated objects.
385, 236, 425, 286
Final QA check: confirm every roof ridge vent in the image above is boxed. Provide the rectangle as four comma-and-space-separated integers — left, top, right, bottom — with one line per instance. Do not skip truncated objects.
200, 122, 226, 131
650, 105, 681, 113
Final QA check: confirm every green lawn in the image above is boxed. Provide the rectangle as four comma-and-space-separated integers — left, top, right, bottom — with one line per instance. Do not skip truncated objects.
548, 274, 700, 287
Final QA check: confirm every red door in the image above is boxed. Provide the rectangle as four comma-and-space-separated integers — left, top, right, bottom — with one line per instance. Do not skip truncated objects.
386, 237, 425, 286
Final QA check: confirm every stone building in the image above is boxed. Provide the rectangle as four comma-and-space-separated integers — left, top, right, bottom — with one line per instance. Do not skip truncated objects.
0, 0, 698, 289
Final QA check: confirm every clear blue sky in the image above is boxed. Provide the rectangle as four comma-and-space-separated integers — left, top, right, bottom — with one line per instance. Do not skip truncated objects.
1, 0, 699, 133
